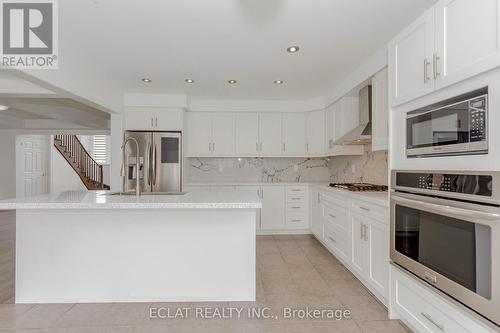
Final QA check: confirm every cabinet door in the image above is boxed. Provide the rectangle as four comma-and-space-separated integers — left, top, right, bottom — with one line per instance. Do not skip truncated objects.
309, 188, 324, 239
259, 113, 283, 156
435, 0, 500, 89
212, 113, 235, 156
282, 113, 306, 155
306, 110, 325, 154
389, 9, 434, 106
235, 113, 259, 156
368, 218, 389, 300
325, 106, 335, 153
260, 186, 285, 230
154, 108, 184, 131
351, 213, 367, 275
125, 108, 155, 130
371, 68, 389, 151
186, 112, 212, 156
241, 186, 262, 230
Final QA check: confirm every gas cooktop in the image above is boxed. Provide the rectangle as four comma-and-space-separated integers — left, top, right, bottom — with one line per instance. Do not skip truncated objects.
329, 183, 388, 192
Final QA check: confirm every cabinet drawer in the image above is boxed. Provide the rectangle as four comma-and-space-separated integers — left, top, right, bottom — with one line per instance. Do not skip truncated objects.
324, 223, 349, 261
391, 266, 492, 333
323, 204, 348, 233
285, 212, 308, 229
286, 186, 307, 196
351, 200, 387, 222
286, 202, 306, 211
286, 195, 306, 203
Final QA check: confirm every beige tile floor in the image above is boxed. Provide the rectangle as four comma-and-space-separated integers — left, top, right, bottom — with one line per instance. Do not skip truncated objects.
0, 235, 410, 332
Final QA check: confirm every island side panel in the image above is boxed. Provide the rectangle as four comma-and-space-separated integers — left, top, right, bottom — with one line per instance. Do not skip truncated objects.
15, 208, 256, 303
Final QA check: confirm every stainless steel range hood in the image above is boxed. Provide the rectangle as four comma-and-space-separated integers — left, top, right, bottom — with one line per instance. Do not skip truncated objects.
334, 85, 372, 145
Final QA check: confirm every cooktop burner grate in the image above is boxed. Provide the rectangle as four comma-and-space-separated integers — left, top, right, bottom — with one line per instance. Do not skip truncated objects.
329, 183, 388, 192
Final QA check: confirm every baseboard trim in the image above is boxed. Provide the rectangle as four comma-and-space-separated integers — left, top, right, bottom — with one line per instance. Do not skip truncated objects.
257, 229, 312, 235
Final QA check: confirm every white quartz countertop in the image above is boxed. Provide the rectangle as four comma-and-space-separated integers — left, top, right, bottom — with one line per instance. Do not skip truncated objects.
185, 182, 389, 207
0, 189, 262, 210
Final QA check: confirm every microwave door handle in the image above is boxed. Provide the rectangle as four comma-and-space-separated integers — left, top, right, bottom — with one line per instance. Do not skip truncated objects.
393, 195, 500, 221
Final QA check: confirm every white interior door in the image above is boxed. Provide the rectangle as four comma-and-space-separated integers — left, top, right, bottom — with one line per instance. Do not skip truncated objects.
16, 135, 49, 197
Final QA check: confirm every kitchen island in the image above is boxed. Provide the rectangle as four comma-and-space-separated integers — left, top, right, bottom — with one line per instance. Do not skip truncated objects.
0, 189, 261, 303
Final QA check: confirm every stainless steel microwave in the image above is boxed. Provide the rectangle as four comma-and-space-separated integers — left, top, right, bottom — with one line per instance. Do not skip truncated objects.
390, 170, 500, 326
406, 89, 488, 157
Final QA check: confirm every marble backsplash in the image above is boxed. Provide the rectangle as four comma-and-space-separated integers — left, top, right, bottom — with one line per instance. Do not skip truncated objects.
186, 148, 388, 185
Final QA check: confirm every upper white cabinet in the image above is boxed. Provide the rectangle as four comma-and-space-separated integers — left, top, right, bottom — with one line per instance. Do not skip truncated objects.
259, 113, 283, 156
390, 0, 500, 106
306, 110, 325, 155
186, 112, 235, 157
371, 68, 389, 151
434, 0, 500, 89
235, 113, 259, 156
389, 9, 435, 106
126, 107, 184, 131
282, 113, 306, 155
326, 98, 364, 156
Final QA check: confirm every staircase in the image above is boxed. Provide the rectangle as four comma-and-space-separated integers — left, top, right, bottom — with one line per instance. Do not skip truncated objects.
54, 135, 110, 190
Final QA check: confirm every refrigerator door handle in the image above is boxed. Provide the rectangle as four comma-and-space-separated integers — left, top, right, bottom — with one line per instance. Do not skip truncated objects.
153, 144, 157, 186
146, 142, 151, 186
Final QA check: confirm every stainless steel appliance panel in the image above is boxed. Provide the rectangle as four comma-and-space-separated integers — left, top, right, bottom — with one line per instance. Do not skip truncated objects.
152, 132, 182, 193
123, 131, 151, 193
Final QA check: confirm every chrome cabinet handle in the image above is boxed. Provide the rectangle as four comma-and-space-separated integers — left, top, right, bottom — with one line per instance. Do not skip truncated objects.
363, 224, 368, 241
291, 189, 301, 192
282, 143, 286, 152
292, 219, 302, 223
424, 58, 431, 83
328, 236, 336, 243
212, 142, 215, 152
256, 142, 259, 152
433, 53, 441, 79
329, 213, 336, 219
317, 192, 321, 203
155, 117, 158, 127
151, 118, 154, 127
359, 206, 370, 212
360, 224, 364, 240
306, 143, 309, 152
291, 206, 301, 209
421, 312, 444, 331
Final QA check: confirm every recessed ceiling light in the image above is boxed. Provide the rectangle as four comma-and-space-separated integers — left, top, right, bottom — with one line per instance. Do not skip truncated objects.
141, 78, 152, 83
228, 80, 237, 84
286, 46, 300, 53
185, 79, 195, 83
274, 80, 284, 84
0, 105, 8, 111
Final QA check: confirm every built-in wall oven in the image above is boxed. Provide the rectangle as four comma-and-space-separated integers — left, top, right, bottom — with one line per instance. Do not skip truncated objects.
390, 170, 500, 326
406, 88, 488, 157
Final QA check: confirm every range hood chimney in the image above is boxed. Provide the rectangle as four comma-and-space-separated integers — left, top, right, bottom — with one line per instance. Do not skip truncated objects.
334, 85, 372, 145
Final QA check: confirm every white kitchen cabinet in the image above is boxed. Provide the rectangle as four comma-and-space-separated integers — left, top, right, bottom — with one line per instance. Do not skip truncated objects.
235, 113, 259, 156
282, 113, 306, 155
285, 185, 309, 229
260, 186, 285, 230
186, 112, 212, 156
367, 217, 389, 299
309, 188, 323, 239
259, 113, 283, 156
126, 107, 183, 131
389, 8, 434, 106
186, 112, 235, 156
212, 113, 235, 155
306, 110, 325, 154
434, 0, 500, 90
371, 68, 389, 151
350, 212, 367, 275
390, 0, 500, 107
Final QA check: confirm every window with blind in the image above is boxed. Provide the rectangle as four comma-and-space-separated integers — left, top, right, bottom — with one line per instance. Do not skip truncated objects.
92, 135, 109, 164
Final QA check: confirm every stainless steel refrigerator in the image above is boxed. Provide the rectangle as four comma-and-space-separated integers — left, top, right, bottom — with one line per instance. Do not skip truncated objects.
123, 131, 182, 193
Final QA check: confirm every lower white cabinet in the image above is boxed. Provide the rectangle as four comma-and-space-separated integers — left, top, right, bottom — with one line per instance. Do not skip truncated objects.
260, 186, 285, 231
309, 187, 323, 239
391, 265, 497, 333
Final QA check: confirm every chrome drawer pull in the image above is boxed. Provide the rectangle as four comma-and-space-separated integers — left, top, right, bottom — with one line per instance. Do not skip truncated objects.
328, 236, 336, 243
291, 219, 302, 223
328, 214, 336, 218
291, 206, 301, 209
291, 198, 301, 200
421, 312, 444, 331
291, 189, 301, 192
359, 206, 370, 212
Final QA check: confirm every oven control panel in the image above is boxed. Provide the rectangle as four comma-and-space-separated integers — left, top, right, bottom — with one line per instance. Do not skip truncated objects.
397, 172, 492, 197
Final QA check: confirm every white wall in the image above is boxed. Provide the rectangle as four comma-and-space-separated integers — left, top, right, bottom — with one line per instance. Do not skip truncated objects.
50, 137, 87, 193
0, 132, 16, 199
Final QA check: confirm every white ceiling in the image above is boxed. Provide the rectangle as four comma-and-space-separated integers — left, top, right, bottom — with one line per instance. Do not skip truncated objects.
61, 0, 436, 101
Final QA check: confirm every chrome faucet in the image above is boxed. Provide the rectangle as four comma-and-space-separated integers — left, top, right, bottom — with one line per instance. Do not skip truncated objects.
121, 137, 141, 196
